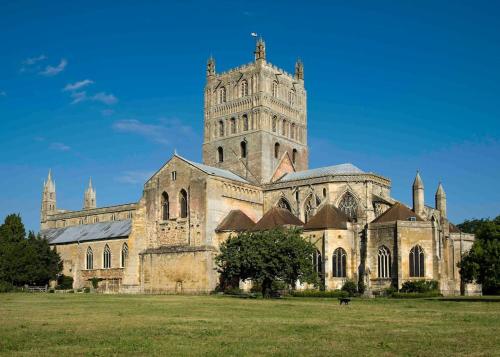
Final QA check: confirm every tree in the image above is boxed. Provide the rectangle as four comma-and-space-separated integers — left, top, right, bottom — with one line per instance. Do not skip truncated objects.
458, 215, 500, 295
0, 214, 62, 287
215, 228, 318, 297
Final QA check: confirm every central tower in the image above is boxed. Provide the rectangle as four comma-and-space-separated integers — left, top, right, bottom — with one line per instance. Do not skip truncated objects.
202, 39, 308, 184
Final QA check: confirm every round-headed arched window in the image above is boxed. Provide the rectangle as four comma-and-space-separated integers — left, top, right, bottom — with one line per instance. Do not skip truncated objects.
230, 117, 236, 134
218, 120, 224, 137
332, 247, 347, 278
242, 114, 249, 131
161, 192, 169, 220
217, 146, 224, 163
240, 141, 247, 158
409, 245, 425, 277
338, 192, 358, 220
274, 142, 280, 159
179, 189, 188, 218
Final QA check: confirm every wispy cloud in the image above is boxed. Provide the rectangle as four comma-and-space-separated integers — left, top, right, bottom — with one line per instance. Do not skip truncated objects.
40, 59, 67, 76
101, 109, 115, 116
49, 142, 71, 151
115, 170, 154, 184
112, 118, 196, 145
63, 79, 94, 92
23, 55, 47, 66
92, 92, 118, 105
70, 91, 88, 104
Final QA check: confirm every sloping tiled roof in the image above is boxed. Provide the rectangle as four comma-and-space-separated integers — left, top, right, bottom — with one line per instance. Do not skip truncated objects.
449, 222, 461, 233
303, 204, 350, 230
371, 203, 423, 223
179, 155, 249, 184
277, 163, 364, 182
252, 207, 303, 231
41, 219, 131, 244
216, 210, 256, 232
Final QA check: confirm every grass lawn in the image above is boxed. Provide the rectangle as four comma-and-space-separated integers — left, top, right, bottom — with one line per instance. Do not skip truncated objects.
0, 294, 499, 356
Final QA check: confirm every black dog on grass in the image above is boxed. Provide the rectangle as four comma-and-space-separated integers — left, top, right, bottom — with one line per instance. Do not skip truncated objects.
339, 297, 351, 305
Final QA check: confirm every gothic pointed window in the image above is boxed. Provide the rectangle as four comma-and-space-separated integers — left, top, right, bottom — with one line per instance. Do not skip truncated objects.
378, 246, 391, 278
338, 192, 358, 220
121, 243, 128, 268
304, 194, 321, 223
86, 247, 93, 270
219, 87, 226, 103
103, 244, 111, 269
179, 189, 188, 218
241, 80, 248, 97
242, 114, 249, 131
240, 141, 247, 158
277, 198, 291, 212
161, 192, 169, 220
272, 81, 278, 98
332, 248, 347, 278
409, 245, 425, 277
230, 117, 236, 134
313, 249, 322, 275
274, 142, 280, 159
272, 116, 277, 132
217, 146, 224, 163
219, 120, 224, 137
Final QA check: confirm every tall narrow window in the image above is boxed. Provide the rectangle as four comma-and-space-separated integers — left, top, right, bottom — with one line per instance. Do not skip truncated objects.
240, 141, 247, 158
86, 247, 93, 270
338, 192, 358, 220
219, 87, 226, 103
282, 120, 287, 136
242, 114, 249, 131
161, 192, 169, 220
291, 123, 296, 139
274, 142, 280, 159
272, 116, 277, 132
292, 149, 298, 164
103, 244, 111, 269
289, 89, 295, 105
179, 189, 188, 218
409, 245, 425, 277
241, 80, 248, 96
217, 146, 224, 163
121, 243, 128, 268
378, 246, 391, 278
313, 250, 322, 275
219, 120, 224, 137
272, 81, 278, 97
332, 248, 347, 278
230, 117, 236, 134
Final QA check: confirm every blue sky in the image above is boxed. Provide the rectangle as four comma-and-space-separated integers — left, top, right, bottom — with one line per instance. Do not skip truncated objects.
1, 1, 499, 232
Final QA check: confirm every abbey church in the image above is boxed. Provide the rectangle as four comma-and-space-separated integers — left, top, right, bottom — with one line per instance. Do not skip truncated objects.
41, 39, 479, 295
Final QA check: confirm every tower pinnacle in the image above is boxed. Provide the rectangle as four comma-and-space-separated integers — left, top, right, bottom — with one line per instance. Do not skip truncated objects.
84, 177, 96, 210
254, 38, 266, 61
412, 171, 425, 217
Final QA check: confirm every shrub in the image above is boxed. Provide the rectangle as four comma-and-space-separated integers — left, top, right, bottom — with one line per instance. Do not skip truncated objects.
341, 280, 357, 297
0, 281, 14, 293
89, 277, 103, 289
291, 289, 348, 298
384, 287, 398, 297
57, 275, 74, 290
400, 280, 438, 293
83, 287, 90, 293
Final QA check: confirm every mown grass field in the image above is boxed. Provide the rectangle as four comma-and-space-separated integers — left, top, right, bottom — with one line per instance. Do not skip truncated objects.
0, 294, 499, 356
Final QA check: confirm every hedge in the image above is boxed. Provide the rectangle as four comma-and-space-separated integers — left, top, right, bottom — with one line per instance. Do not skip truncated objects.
291, 289, 349, 298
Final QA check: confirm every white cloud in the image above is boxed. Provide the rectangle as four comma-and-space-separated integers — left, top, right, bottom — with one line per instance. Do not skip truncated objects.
63, 79, 94, 92
115, 170, 154, 184
49, 142, 71, 151
70, 91, 87, 104
91, 92, 118, 105
40, 58, 67, 76
22, 55, 47, 66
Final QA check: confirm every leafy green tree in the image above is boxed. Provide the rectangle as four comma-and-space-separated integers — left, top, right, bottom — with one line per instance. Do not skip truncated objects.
458, 215, 500, 295
215, 228, 318, 297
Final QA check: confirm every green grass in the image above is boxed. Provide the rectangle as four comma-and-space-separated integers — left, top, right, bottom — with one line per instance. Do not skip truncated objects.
0, 294, 499, 356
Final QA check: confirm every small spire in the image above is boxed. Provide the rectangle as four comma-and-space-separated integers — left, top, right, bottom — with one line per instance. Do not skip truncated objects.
88, 177, 93, 189
436, 182, 446, 197
47, 169, 52, 182
206, 56, 215, 77
413, 170, 424, 189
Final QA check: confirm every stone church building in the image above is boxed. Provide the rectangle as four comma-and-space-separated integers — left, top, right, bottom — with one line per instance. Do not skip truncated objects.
41, 39, 477, 295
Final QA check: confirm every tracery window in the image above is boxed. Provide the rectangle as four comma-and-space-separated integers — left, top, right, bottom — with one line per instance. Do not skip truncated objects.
217, 146, 224, 163
240, 141, 247, 158
230, 117, 236, 134
179, 189, 188, 218
274, 142, 280, 159
332, 248, 347, 278
242, 114, 249, 131
218, 87, 226, 103
121, 243, 128, 268
272, 81, 278, 97
161, 192, 169, 220
86, 247, 93, 270
304, 194, 321, 223
338, 192, 358, 220
409, 245, 425, 277
378, 246, 391, 278
241, 80, 248, 97
103, 244, 111, 269
218, 120, 224, 137
277, 198, 291, 212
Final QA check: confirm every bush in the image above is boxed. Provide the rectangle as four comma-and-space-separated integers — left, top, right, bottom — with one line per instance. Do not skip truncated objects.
391, 291, 441, 299
384, 287, 398, 297
400, 280, 438, 293
291, 289, 348, 298
88, 277, 103, 289
83, 287, 90, 293
341, 280, 358, 297
0, 281, 14, 293
57, 275, 73, 290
